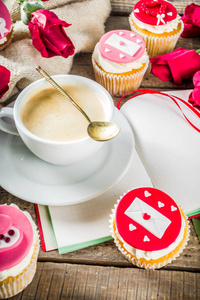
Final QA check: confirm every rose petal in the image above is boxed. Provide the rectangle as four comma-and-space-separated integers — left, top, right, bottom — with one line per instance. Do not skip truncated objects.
28, 9, 75, 59
193, 70, 200, 87
0, 65, 11, 99
181, 3, 200, 38
150, 48, 200, 85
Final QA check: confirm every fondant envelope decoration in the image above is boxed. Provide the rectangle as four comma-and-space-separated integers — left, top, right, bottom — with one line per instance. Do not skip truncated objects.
105, 33, 140, 56
124, 198, 171, 239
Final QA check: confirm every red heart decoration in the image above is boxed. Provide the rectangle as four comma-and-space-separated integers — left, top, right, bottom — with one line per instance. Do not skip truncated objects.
143, 213, 151, 220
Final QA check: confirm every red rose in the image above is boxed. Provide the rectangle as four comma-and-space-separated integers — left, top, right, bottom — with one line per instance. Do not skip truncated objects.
150, 48, 200, 85
181, 3, 200, 38
0, 65, 11, 99
188, 71, 200, 109
28, 9, 75, 58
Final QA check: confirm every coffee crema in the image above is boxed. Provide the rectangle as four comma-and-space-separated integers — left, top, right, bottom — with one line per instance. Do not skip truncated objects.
21, 84, 106, 142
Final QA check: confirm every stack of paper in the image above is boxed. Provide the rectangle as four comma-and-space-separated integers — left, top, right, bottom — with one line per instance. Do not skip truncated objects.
36, 149, 152, 252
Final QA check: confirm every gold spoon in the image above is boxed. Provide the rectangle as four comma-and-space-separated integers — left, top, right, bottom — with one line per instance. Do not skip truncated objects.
36, 66, 120, 141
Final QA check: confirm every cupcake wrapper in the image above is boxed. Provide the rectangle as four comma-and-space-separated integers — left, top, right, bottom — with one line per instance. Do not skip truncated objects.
129, 17, 184, 58
0, 238, 40, 299
92, 55, 149, 97
109, 199, 190, 270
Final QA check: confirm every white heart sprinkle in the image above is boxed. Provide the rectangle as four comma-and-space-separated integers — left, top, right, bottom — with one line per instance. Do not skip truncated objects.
130, 33, 135, 37
143, 235, 150, 242
134, 8, 140, 13
171, 205, 177, 212
105, 48, 110, 53
119, 53, 125, 58
167, 12, 173, 16
119, 31, 124, 36
158, 201, 165, 208
136, 39, 141, 43
144, 191, 151, 197
129, 224, 137, 231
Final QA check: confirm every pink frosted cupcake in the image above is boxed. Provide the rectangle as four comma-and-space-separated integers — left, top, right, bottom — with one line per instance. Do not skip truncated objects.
92, 29, 149, 96
110, 187, 190, 269
0, 1, 13, 50
0, 204, 39, 298
129, 0, 184, 57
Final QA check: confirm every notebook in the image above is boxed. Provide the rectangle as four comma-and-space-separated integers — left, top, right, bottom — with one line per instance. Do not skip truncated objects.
36, 89, 200, 252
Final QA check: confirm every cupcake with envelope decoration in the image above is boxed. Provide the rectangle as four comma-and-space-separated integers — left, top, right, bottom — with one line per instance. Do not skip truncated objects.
129, 0, 184, 57
0, 0, 13, 50
92, 29, 149, 96
110, 187, 190, 269
0, 204, 39, 298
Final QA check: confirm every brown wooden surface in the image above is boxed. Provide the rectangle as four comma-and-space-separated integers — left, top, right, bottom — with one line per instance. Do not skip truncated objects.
1, 9, 200, 300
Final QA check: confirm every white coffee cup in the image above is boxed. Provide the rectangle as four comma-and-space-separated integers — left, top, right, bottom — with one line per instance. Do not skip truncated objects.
0, 75, 114, 165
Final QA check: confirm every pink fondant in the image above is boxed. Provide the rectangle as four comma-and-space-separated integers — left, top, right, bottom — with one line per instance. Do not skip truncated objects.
133, 0, 177, 26
0, 205, 34, 272
0, 1, 12, 38
115, 187, 182, 251
99, 30, 146, 64
0, 214, 12, 234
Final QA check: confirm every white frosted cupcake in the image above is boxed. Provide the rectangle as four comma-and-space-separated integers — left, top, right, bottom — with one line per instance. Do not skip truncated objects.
0, 1, 13, 50
92, 29, 149, 96
129, 0, 184, 57
110, 187, 190, 269
0, 204, 39, 298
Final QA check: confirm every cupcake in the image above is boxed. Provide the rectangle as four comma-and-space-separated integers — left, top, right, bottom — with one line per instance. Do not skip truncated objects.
0, 204, 39, 298
110, 187, 190, 269
0, 1, 13, 50
129, 0, 184, 58
92, 29, 149, 96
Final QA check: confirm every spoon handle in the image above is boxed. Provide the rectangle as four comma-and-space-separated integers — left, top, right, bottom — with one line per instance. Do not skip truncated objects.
36, 66, 91, 123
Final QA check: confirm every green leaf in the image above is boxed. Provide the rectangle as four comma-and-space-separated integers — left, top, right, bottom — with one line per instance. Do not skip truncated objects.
20, 0, 45, 25
196, 49, 200, 54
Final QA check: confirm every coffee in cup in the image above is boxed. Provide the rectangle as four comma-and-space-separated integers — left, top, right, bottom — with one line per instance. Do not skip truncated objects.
20, 83, 106, 142
0, 75, 114, 165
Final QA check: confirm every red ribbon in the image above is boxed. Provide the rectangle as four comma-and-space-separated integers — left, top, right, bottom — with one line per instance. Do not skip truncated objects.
117, 89, 200, 133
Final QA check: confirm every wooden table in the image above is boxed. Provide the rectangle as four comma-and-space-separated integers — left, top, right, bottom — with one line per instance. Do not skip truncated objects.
1, 3, 200, 299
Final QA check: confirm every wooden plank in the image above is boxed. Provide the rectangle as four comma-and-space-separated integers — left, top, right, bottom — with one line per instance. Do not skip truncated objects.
60, 264, 78, 299
34, 262, 54, 300
11, 262, 199, 299
47, 263, 66, 300
110, 0, 197, 15
21, 263, 44, 300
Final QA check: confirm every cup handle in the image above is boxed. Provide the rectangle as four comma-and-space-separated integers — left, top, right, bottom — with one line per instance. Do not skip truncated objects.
0, 107, 19, 135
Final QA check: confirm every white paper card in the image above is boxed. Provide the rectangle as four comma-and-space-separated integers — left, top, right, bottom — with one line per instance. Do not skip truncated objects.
48, 149, 152, 253
121, 90, 200, 216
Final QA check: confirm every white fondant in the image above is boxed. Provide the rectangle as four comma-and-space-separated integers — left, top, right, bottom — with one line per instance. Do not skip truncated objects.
0, 18, 9, 39
158, 201, 165, 208
0, 227, 20, 249
136, 39, 142, 44
130, 12, 182, 34
167, 12, 173, 16
124, 197, 171, 239
134, 8, 140, 13
105, 48, 110, 53
130, 33, 135, 37
119, 31, 124, 36
119, 53, 125, 58
143, 235, 150, 242
171, 205, 177, 212
144, 190, 151, 197
129, 224, 137, 231
156, 14, 166, 26
105, 33, 141, 57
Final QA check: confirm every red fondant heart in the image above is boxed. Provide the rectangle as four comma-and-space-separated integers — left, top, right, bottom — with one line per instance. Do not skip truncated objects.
143, 213, 151, 220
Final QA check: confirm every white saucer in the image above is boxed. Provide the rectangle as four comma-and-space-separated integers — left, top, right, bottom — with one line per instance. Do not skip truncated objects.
0, 108, 135, 206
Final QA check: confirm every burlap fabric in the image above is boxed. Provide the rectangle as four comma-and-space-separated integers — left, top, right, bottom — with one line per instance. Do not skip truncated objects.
0, 0, 111, 103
